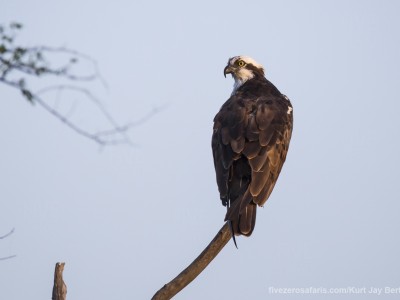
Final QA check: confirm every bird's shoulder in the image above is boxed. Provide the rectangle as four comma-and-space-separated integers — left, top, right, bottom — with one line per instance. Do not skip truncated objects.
213, 78, 292, 127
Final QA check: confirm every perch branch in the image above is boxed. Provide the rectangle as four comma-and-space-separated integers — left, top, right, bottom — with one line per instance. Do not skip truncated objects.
151, 222, 231, 300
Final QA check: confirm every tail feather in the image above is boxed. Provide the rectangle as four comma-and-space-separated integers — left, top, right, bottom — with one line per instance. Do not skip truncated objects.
225, 188, 257, 236
238, 204, 257, 236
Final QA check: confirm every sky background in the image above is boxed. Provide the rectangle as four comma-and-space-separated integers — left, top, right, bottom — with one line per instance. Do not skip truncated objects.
1, 1, 400, 299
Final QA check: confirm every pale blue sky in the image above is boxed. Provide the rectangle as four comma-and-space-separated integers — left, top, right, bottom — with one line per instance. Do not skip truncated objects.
1, 1, 400, 299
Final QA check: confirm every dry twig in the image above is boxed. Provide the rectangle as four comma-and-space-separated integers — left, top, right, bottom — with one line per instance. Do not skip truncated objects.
0, 22, 161, 146
0, 228, 16, 261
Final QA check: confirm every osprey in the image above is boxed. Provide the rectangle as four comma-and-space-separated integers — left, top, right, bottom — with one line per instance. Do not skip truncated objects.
212, 56, 293, 240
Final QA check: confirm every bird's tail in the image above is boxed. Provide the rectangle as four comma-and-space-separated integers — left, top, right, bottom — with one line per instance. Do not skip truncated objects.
225, 189, 257, 237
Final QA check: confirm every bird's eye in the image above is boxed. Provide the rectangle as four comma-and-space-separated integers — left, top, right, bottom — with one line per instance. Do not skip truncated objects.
237, 60, 245, 67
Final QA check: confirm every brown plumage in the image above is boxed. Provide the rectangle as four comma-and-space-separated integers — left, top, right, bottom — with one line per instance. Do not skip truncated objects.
212, 56, 293, 237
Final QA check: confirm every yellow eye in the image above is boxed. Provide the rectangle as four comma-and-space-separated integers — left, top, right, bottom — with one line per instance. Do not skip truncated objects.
237, 60, 245, 67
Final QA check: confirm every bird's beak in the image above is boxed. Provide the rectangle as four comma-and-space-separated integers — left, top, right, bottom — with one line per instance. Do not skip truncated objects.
224, 65, 234, 78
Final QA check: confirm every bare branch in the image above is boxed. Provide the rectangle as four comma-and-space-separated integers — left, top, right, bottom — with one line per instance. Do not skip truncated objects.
95, 104, 168, 138
1, 80, 162, 145
33, 94, 112, 145
0, 228, 16, 261
36, 85, 122, 130
0, 255, 17, 261
0, 77, 19, 89
52, 262, 67, 300
0, 43, 102, 83
152, 222, 232, 300
0, 228, 15, 239
1, 78, 121, 144
1, 22, 159, 146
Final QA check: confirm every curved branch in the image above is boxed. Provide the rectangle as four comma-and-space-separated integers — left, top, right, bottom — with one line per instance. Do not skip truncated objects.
1, 76, 163, 145
1, 45, 104, 84
151, 222, 231, 300
33, 93, 127, 145
95, 105, 167, 138
0, 254, 17, 261
36, 85, 122, 131
0, 228, 14, 239
0, 228, 16, 260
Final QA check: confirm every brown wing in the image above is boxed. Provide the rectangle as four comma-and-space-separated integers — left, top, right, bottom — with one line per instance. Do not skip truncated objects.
212, 94, 293, 236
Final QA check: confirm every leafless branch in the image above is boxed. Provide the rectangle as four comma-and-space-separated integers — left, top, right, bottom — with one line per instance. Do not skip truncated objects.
0, 255, 17, 261
28, 46, 104, 79
0, 22, 160, 146
151, 222, 232, 300
0, 228, 16, 261
95, 104, 168, 138
0, 228, 14, 239
34, 94, 113, 145
52, 262, 67, 300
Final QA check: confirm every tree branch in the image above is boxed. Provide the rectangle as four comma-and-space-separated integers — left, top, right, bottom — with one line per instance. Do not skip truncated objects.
95, 105, 168, 138
0, 228, 16, 261
151, 222, 231, 300
1, 22, 161, 146
0, 228, 14, 239
52, 262, 67, 300
33, 93, 112, 145
0, 255, 17, 261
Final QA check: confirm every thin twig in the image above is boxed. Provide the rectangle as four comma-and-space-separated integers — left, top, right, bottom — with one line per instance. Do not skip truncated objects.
33, 94, 127, 145
29, 46, 107, 87
2, 45, 106, 85
0, 228, 16, 260
95, 104, 167, 137
151, 222, 231, 300
0, 77, 19, 89
0, 228, 15, 239
1, 77, 156, 145
0, 57, 96, 81
0, 255, 17, 261
0, 26, 161, 146
36, 85, 122, 130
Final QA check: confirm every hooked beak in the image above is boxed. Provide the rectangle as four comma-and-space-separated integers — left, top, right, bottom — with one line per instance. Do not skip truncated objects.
224, 65, 234, 78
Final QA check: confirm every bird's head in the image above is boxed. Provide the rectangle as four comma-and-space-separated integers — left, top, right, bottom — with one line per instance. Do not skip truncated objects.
224, 55, 265, 81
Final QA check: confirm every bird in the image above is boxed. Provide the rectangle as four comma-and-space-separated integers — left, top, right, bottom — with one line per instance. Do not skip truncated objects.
212, 56, 293, 242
